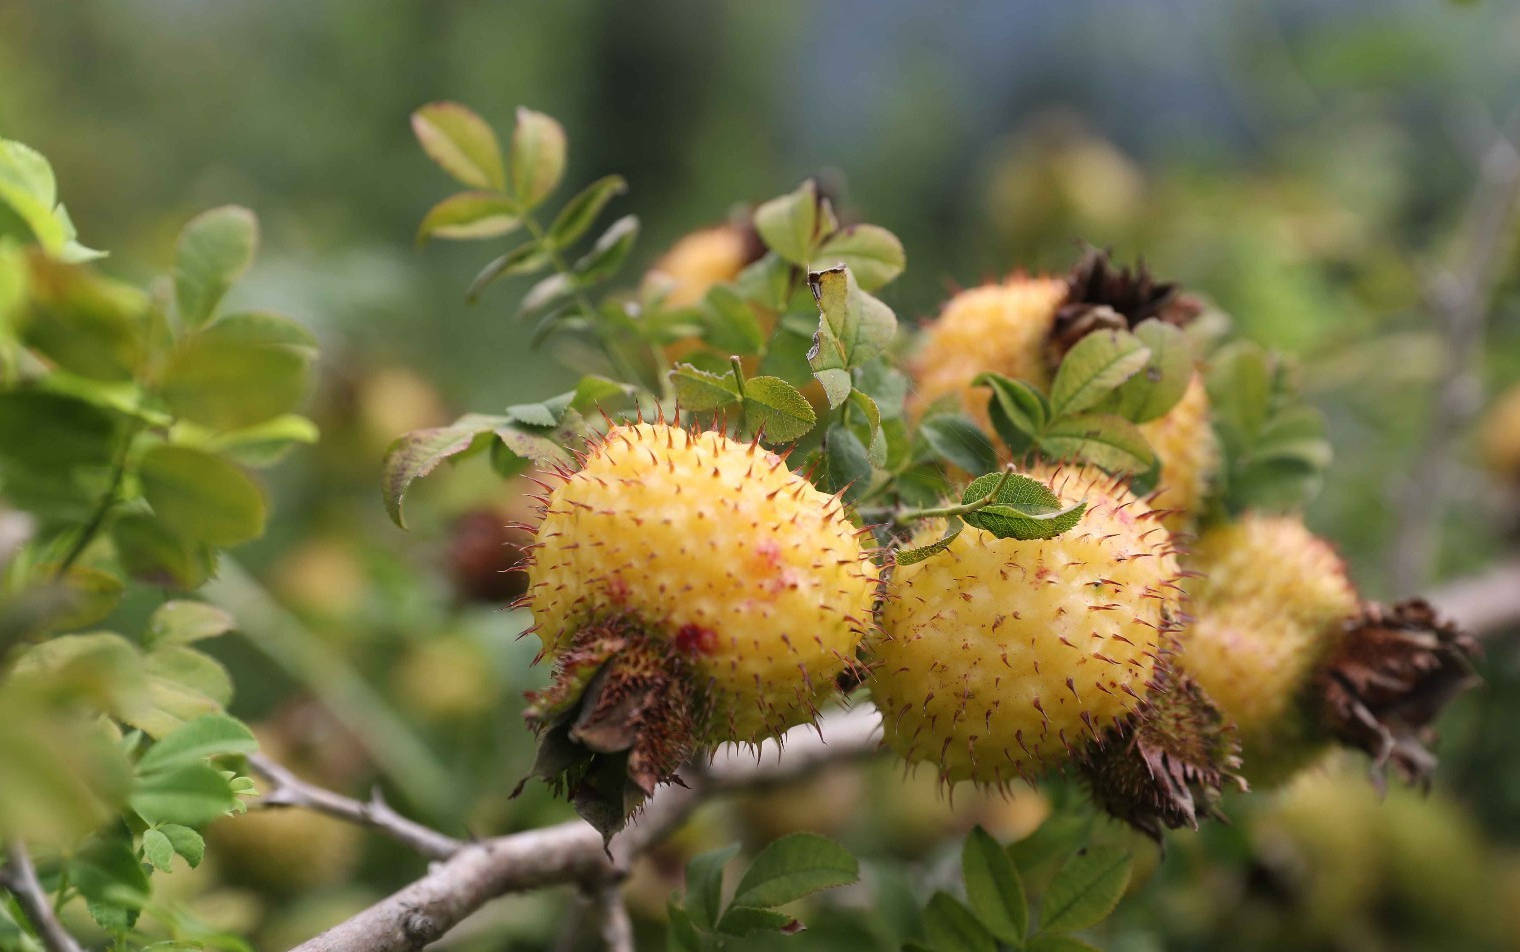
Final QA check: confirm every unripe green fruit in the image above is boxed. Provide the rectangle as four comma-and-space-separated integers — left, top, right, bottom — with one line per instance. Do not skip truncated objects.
906, 276, 1068, 426
528, 422, 879, 744
1181, 515, 1358, 785
872, 463, 1181, 785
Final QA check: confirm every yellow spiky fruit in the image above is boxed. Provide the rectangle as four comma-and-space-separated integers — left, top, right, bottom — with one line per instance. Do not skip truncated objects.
1480, 382, 1520, 484
646, 225, 752, 310
1139, 374, 1220, 534
906, 276, 1068, 426
871, 463, 1180, 785
528, 422, 878, 744
1180, 515, 1358, 786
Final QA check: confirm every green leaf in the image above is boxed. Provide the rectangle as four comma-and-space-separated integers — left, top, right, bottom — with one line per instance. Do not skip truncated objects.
1100, 320, 1191, 423
548, 174, 628, 248
1027, 936, 1102, 952
959, 472, 1086, 541
111, 514, 217, 591
920, 415, 997, 475
0, 390, 120, 474
509, 107, 567, 207
416, 191, 519, 244
467, 243, 551, 301
411, 101, 506, 190
140, 647, 234, 732
71, 833, 150, 924
847, 389, 886, 465
158, 824, 205, 868
572, 214, 639, 284
734, 252, 792, 310
22, 256, 148, 380
962, 827, 1027, 943
855, 361, 909, 420
754, 180, 820, 266
0, 138, 65, 250
1039, 413, 1154, 474
130, 762, 238, 826
729, 833, 859, 909
145, 601, 235, 648
1048, 329, 1150, 418
1205, 340, 1271, 440
142, 827, 174, 872
743, 376, 817, 444
812, 224, 905, 290
895, 517, 963, 565
1041, 847, 1132, 934
684, 843, 739, 930
666, 901, 703, 952
174, 206, 258, 329
717, 906, 800, 937
671, 363, 741, 412
139, 445, 266, 546
807, 266, 897, 407
922, 891, 997, 952
825, 423, 872, 500
136, 714, 257, 775
380, 415, 498, 528
159, 311, 315, 431
702, 285, 767, 355
196, 413, 320, 467
520, 272, 575, 316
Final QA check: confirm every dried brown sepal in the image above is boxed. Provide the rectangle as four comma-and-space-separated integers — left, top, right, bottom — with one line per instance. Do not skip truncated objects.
515, 616, 705, 841
1317, 598, 1479, 789
1078, 667, 1245, 842
1048, 247, 1202, 365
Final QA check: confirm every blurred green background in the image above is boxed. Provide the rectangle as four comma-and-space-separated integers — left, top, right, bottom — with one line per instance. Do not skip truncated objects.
5, 1, 1520, 949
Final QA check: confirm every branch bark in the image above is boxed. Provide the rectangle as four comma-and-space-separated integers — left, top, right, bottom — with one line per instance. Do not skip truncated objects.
1427, 557, 1520, 638
285, 704, 882, 952
1, 842, 84, 952
246, 753, 465, 860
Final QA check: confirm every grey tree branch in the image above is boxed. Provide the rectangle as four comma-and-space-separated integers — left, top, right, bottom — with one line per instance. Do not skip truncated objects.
1, 842, 84, 952
246, 752, 465, 860
1428, 557, 1520, 638
1390, 109, 1520, 592
284, 704, 883, 952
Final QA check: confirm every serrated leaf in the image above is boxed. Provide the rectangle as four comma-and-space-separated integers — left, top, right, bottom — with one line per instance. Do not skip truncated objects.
895, 517, 963, 565
1101, 319, 1192, 423
416, 191, 519, 244
754, 180, 820, 266
920, 415, 997, 475
684, 843, 739, 930
1049, 329, 1150, 418
1041, 847, 1132, 934
825, 423, 872, 501
146, 601, 234, 649
548, 174, 627, 248
671, 363, 741, 412
140, 445, 266, 546
174, 206, 257, 329
1039, 413, 1154, 474
142, 827, 174, 871
130, 762, 238, 826
957, 471, 1087, 541
380, 415, 501, 528
807, 266, 896, 407
136, 714, 257, 775
729, 833, 858, 909
812, 223, 905, 290
743, 376, 817, 444
573, 214, 638, 284
717, 906, 800, 936
467, 243, 552, 301
962, 826, 1027, 943
923, 891, 997, 952
411, 102, 505, 190
509, 107, 567, 207
158, 823, 205, 868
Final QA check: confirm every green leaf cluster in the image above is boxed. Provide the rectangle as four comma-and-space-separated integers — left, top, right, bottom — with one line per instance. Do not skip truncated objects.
667, 833, 860, 950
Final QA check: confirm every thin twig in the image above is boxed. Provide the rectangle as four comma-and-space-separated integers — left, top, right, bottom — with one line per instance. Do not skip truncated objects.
1390, 108, 1520, 592
284, 705, 882, 952
592, 881, 635, 952
1428, 557, 1520, 638
245, 753, 464, 860
1, 842, 84, 952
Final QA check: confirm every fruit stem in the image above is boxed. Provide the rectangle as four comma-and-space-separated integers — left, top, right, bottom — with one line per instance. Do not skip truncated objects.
894, 469, 1014, 524
729, 355, 747, 399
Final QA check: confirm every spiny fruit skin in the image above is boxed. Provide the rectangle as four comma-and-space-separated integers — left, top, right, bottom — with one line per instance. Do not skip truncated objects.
872, 463, 1181, 786
646, 224, 754, 310
527, 422, 879, 744
1138, 373, 1220, 535
906, 275, 1068, 426
1180, 515, 1358, 786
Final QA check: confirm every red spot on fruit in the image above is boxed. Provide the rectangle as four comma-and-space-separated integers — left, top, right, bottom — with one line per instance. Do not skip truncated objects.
675, 623, 717, 654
